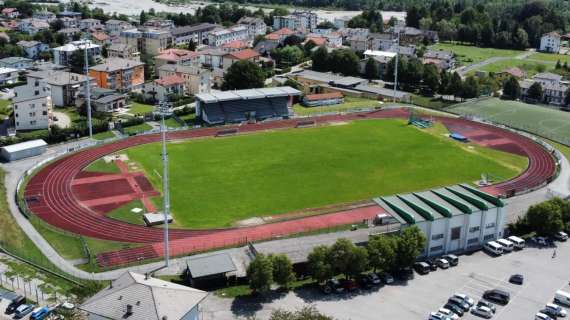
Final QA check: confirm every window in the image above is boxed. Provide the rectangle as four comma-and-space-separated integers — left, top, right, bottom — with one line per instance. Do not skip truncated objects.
451, 227, 461, 240
469, 226, 480, 233
431, 233, 444, 241
430, 245, 443, 252
486, 222, 496, 229
42, 111, 47, 115
484, 234, 495, 240
468, 238, 479, 244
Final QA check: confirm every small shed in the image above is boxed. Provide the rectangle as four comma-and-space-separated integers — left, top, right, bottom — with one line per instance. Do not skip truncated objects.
0, 139, 47, 162
185, 252, 237, 289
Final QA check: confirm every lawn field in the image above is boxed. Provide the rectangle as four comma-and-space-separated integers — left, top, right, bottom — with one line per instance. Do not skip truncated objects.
430, 43, 523, 64
528, 52, 570, 64
121, 119, 524, 228
292, 96, 380, 115
447, 97, 570, 145
467, 59, 552, 77
128, 102, 154, 114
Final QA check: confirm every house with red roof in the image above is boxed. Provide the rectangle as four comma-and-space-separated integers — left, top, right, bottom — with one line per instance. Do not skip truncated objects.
91, 32, 111, 46
2, 8, 19, 19
221, 40, 249, 53
155, 48, 200, 73
222, 48, 261, 70
142, 74, 186, 102
266, 28, 295, 44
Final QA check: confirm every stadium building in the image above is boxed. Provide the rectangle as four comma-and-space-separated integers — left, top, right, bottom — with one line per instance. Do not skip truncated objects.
195, 87, 301, 125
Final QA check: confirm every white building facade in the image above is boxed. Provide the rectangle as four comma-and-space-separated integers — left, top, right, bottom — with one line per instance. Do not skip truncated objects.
540, 32, 561, 53
272, 11, 317, 33
13, 84, 52, 131
207, 25, 249, 47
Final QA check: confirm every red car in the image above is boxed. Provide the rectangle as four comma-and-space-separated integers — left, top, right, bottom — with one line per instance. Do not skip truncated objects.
340, 279, 358, 291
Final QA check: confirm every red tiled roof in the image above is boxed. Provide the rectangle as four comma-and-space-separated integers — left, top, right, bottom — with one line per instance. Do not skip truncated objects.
222, 40, 248, 49
92, 32, 109, 41
265, 33, 280, 41
2, 8, 17, 14
306, 36, 327, 46
156, 48, 200, 62
273, 28, 294, 36
226, 48, 260, 60
304, 92, 343, 101
502, 67, 525, 78
154, 74, 185, 86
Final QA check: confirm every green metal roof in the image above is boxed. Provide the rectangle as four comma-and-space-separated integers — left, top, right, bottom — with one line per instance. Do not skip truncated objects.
445, 187, 489, 211
413, 192, 453, 218
459, 184, 505, 207
431, 189, 473, 214
397, 195, 435, 221
379, 197, 416, 224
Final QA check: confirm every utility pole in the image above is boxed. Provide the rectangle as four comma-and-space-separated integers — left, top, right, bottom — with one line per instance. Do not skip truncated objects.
84, 40, 93, 138
393, 31, 400, 103
159, 102, 171, 267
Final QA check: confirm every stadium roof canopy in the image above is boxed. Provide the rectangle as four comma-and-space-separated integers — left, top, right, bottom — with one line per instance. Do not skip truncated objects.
196, 86, 301, 103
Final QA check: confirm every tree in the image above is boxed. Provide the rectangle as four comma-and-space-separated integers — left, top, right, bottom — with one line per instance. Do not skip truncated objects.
317, 21, 336, 29
406, 6, 421, 28
422, 63, 440, 95
270, 305, 334, 320
460, 75, 479, 99
188, 39, 197, 51
270, 254, 295, 289
311, 46, 329, 72
512, 28, 529, 49
527, 82, 543, 101
222, 60, 265, 90
439, 69, 450, 94
139, 10, 148, 25
364, 58, 379, 79
283, 35, 303, 46
394, 226, 426, 270
328, 49, 360, 76
367, 235, 396, 272
69, 49, 95, 74
284, 79, 302, 90
502, 76, 521, 100
274, 45, 304, 68
247, 253, 273, 294
328, 238, 368, 279
526, 201, 564, 236
307, 245, 333, 283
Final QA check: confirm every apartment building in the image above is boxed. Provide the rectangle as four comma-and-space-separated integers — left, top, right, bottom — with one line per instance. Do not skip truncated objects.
157, 64, 210, 95
89, 58, 145, 92
107, 43, 140, 61
272, 11, 317, 33
25, 70, 93, 107
155, 48, 200, 73
52, 40, 102, 66
142, 74, 186, 102
237, 16, 266, 38
171, 23, 217, 46
0, 67, 18, 85
12, 84, 52, 131
17, 40, 50, 59
207, 25, 249, 47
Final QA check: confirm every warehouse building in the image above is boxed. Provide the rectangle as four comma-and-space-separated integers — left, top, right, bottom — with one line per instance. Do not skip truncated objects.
375, 184, 506, 257
1, 139, 47, 162
195, 86, 300, 125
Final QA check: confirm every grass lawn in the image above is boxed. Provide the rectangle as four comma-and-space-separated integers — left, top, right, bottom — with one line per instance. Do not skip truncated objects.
468, 59, 552, 77
84, 159, 120, 173
91, 130, 116, 140
528, 52, 570, 64
293, 97, 380, 116
410, 94, 457, 109
430, 43, 523, 65
123, 123, 153, 135
106, 199, 147, 225
447, 97, 570, 145
165, 117, 183, 128
0, 99, 11, 118
128, 103, 155, 114
125, 119, 523, 229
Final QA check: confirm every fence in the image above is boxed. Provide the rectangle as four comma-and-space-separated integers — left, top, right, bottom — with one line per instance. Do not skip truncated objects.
0, 269, 72, 304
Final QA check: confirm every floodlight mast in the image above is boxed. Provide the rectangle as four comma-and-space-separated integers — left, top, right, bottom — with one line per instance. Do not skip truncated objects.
393, 31, 400, 103
83, 40, 92, 138
159, 102, 171, 267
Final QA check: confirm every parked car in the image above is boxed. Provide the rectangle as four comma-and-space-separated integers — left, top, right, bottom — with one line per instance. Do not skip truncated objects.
544, 303, 567, 317
340, 279, 358, 292
448, 297, 470, 311
5, 296, 26, 314
437, 258, 450, 269
395, 267, 414, 280
483, 289, 510, 305
477, 300, 496, 313
554, 231, 568, 241
14, 304, 34, 319
30, 306, 51, 320
509, 274, 524, 285
536, 312, 554, 320
379, 272, 394, 284
413, 262, 431, 275
322, 279, 344, 294
357, 274, 373, 289
555, 290, 570, 307
507, 235, 526, 249
453, 293, 475, 307
442, 254, 459, 266
471, 305, 493, 318
438, 308, 459, 320
443, 303, 465, 317
429, 312, 452, 320
532, 237, 548, 246
364, 272, 381, 285
424, 258, 439, 271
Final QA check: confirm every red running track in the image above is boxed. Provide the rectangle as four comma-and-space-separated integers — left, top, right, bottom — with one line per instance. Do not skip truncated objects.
22, 109, 557, 266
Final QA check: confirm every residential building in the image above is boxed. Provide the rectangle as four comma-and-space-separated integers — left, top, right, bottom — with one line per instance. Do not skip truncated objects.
142, 74, 186, 102
198, 48, 225, 69
540, 32, 561, 53
422, 49, 455, 70
59, 17, 79, 29
17, 41, 50, 59
520, 72, 566, 105
334, 16, 350, 29
76, 87, 127, 113
56, 11, 82, 20
305, 35, 327, 47
237, 16, 266, 38
105, 19, 133, 34
533, 72, 563, 86
18, 18, 50, 35
375, 184, 506, 256
264, 28, 295, 45
388, 25, 439, 45
141, 29, 174, 56
91, 32, 111, 46
52, 40, 102, 66
144, 18, 175, 30
0, 67, 18, 85
57, 27, 81, 40
0, 57, 33, 70
25, 70, 93, 107
208, 25, 249, 47
79, 18, 102, 31
272, 11, 317, 33
221, 40, 249, 52
222, 49, 261, 70
80, 272, 208, 320
89, 58, 145, 92
157, 64, 211, 95
107, 43, 140, 61
154, 48, 200, 73
338, 28, 369, 40
33, 9, 56, 23
119, 29, 143, 53
360, 50, 397, 77
1, 8, 19, 19
497, 67, 526, 80
326, 32, 342, 47
12, 84, 52, 130
171, 23, 217, 46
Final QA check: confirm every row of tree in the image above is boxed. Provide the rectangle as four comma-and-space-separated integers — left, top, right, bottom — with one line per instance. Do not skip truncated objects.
509, 198, 570, 236
311, 47, 361, 76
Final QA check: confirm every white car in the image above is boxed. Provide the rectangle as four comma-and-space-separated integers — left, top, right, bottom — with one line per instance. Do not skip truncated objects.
438, 308, 459, 320
437, 258, 450, 269
429, 312, 452, 320
554, 231, 569, 241
454, 293, 475, 307
536, 312, 554, 320
544, 303, 567, 317
471, 305, 493, 319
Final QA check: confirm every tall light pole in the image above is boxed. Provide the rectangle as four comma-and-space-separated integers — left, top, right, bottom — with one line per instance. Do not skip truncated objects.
83, 40, 93, 139
393, 31, 400, 103
158, 102, 171, 267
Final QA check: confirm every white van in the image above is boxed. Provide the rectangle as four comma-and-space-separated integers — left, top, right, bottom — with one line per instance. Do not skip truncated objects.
507, 236, 526, 249
484, 241, 504, 255
496, 239, 515, 252
554, 290, 570, 306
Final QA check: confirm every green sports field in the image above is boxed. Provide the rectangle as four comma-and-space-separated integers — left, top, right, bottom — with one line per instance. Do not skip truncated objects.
448, 98, 570, 145
121, 119, 525, 228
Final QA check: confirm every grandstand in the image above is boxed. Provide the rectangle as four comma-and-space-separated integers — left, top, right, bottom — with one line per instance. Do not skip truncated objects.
195, 87, 301, 124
